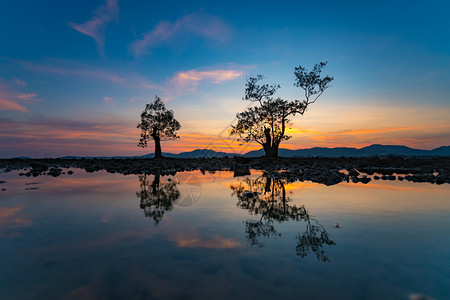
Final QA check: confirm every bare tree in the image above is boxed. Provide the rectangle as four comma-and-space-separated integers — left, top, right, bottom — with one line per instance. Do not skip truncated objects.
231, 62, 333, 158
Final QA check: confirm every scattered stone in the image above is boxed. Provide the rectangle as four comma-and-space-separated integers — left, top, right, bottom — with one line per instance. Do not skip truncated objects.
29, 162, 48, 172
360, 176, 371, 184
234, 169, 251, 177
0, 156, 449, 185
435, 176, 445, 185
242, 191, 259, 198
47, 168, 63, 177
348, 168, 360, 177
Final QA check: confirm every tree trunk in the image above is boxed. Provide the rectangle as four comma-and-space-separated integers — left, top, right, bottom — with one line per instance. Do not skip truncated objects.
152, 127, 164, 158
263, 127, 277, 158
154, 136, 163, 158
271, 145, 279, 158
264, 145, 279, 158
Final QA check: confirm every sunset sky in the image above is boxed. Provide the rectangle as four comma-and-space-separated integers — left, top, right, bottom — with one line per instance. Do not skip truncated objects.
0, 0, 449, 157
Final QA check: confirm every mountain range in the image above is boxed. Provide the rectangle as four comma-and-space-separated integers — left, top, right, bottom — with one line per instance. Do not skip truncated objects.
129, 144, 450, 159
12, 144, 450, 159
243, 144, 450, 157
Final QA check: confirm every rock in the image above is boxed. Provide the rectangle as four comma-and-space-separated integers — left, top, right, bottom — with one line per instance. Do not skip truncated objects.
348, 168, 360, 177
233, 166, 251, 177
47, 168, 63, 177
435, 176, 445, 185
360, 176, 371, 184
317, 170, 343, 186
29, 162, 48, 172
242, 191, 259, 198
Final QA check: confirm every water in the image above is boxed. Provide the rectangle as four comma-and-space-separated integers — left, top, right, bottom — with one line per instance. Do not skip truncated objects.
0, 169, 449, 299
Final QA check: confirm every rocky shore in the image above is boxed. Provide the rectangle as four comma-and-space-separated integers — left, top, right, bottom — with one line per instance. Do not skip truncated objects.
1, 156, 450, 185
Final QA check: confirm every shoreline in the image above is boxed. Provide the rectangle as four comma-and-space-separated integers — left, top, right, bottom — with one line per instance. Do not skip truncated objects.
1, 156, 450, 185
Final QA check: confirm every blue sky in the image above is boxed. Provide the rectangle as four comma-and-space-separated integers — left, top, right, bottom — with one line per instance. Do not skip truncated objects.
0, 0, 449, 157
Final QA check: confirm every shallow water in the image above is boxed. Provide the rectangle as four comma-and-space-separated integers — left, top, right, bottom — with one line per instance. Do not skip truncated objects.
0, 169, 449, 299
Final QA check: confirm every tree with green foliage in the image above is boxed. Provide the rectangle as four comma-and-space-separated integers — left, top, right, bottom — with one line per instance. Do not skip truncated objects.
230, 62, 333, 158
137, 95, 181, 158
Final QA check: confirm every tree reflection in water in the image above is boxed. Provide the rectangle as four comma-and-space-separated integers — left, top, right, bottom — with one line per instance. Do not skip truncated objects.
137, 174, 180, 226
230, 175, 335, 262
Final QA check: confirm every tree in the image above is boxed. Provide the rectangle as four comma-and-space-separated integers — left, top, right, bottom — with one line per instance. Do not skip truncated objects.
137, 95, 181, 158
230, 62, 333, 158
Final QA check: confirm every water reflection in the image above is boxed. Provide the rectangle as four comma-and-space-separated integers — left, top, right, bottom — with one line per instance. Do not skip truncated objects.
136, 174, 180, 226
230, 175, 335, 261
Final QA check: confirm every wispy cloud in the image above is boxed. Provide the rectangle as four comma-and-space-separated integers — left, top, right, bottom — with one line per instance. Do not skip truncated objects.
0, 80, 37, 112
170, 69, 243, 91
69, 0, 119, 55
0, 116, 140, 157
131, 12, 232, 57
20, 60, 161, 91
17, 93, 38, 102
14, 79, 26, 85
20, 60, 243, 97
0, 98, 28, 112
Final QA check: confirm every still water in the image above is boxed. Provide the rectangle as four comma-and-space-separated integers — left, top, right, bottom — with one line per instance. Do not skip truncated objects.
0, 169, 449, 299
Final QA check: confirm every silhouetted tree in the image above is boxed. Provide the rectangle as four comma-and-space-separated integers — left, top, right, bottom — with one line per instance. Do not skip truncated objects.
230, 62, 333, 158
137, 96, 181, 158
137, 174, 180, 226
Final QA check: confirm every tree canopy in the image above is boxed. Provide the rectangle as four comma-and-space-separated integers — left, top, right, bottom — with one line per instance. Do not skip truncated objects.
231, 62, 333, 158
137, 95, 181, 158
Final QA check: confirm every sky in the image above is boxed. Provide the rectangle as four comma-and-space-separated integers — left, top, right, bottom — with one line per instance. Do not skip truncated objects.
0, 0, 449, 157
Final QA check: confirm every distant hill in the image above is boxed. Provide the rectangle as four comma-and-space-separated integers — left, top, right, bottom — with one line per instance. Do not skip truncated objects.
243, 144, 450, 157
7, 144, 448, 159
140, 149, 236, 159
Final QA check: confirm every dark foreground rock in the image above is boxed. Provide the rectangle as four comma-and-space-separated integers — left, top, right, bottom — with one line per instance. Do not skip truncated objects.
1, 156, 450, 185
